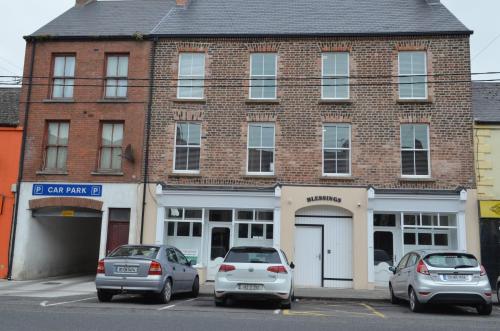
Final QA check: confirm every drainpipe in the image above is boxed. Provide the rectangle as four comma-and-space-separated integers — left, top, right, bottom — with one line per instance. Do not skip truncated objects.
140, 37, 158, 243
7, 39, 37, 280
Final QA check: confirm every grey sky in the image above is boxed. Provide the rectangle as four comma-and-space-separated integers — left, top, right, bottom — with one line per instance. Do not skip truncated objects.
0, 0, 499, 80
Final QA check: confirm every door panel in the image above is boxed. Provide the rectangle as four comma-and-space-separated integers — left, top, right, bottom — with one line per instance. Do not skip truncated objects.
374, 231, 395, 286
106, 222, 129, 254
207, 225, 231, 280
294, 226, 322, 287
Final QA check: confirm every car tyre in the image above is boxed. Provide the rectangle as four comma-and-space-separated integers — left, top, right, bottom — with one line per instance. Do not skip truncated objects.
97, 289, 113, 303
190, 276, 200, 298
497, 284, 500, 305
389, 284, 399, 305
158, 279, 172, 304
409, 288, 424, 313
477, 303, 493, 316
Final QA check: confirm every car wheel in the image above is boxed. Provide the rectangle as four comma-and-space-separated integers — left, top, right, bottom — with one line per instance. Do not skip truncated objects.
190, 276, 200, 298
477, 303, 493, 316
409, 288, 424, 313
97, 289, 113, 302
497, 284, 500, 304
280, 289, 293, 309
158, 279, 172, 304
389, 284, 399, 305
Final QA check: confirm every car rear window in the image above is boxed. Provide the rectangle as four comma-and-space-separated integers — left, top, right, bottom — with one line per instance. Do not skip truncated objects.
109, 246, 159, 259
424, 253, 478, 268
224, 247, 281, 264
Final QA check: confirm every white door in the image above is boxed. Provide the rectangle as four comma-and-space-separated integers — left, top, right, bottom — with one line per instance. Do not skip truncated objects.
207, 223, 231, 280
294, 226, 322, 287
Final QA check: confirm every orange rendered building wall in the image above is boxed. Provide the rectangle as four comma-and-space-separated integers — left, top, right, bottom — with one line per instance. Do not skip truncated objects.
0, 127, 22, 278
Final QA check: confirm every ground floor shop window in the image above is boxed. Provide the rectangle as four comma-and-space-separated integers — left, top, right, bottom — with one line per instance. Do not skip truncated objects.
164, 207, 203, 265
234, 209, 273, 247
402, 213, 457, 252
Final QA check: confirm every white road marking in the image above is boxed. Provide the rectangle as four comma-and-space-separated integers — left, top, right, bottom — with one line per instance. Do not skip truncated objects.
40, 297, 95, 307
157, 298, 197, 311
274, 309, 281, 315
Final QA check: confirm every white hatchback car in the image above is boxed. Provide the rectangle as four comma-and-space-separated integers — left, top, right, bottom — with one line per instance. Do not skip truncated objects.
214, 246, 294, 308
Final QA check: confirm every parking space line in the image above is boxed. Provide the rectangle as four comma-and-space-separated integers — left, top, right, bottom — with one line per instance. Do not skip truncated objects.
157, 304, 176, 311
273, 309, 281, 315
283, 309, 330, 317
157, 298, 197, 311
40, 297, 95, 307
359, 303, 386, 319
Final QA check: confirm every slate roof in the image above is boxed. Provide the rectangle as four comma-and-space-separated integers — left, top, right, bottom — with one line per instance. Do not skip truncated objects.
0, 88, 21, 127
30, 0, 471, 38
472, 82, 500, 123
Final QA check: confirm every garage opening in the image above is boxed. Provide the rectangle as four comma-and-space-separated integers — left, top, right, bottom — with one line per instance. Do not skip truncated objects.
27, 206, 103, 278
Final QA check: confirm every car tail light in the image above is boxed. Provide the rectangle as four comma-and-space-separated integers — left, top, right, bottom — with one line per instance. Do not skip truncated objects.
267, 265, 288, 274
480, 265, 487, 277
416, 260, 430, 275
149, 261, 162, 275
218, 264, 236, 272
485, 292, 492, 297
97, 259, 105, 274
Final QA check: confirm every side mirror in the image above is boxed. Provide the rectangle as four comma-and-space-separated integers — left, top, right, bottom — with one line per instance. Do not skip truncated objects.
289, 262, 295, 269
389, 266, 396, 274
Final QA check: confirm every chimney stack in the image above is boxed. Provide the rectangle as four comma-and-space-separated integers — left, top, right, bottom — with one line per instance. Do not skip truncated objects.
176, 0, 190, 7
76, 0, 95, 7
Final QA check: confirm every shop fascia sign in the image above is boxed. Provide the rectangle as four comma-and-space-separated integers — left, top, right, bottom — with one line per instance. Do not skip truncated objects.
479, 201, 500, 218
32, 184, 102, 197
306, 195, 342, 203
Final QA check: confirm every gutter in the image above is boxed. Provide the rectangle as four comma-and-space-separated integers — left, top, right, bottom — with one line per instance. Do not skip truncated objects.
7, 40, 37, 280
140, 37, 158, 243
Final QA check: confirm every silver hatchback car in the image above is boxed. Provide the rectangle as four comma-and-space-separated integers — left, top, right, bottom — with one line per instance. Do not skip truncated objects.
389, 250, 493, 315
95, 245, 199, 303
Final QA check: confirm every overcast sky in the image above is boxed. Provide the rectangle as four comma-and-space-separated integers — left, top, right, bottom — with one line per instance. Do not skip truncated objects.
0, 0, 499, 80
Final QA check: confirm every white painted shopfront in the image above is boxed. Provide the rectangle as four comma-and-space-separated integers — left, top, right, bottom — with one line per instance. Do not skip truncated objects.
367, 188, 470, 287
154, 185, 281, 282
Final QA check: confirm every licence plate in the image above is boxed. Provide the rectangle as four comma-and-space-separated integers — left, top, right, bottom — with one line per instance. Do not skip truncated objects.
116, 266, 138, 274
238, 284, 263, 291
442, 274, 470, 281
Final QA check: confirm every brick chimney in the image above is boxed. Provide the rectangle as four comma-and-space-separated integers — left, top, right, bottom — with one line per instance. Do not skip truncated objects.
176, 0, 190, 7
76, 0, 95, 7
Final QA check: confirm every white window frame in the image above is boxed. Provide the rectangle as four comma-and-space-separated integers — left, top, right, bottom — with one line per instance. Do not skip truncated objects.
321, 52, 350, 100
177, 53, 205, 100
105, 55, 129, 98
173, 122, 201, 174
98, 122, 124, 172
234, 209, 274, 240
400, 124, 431, 178
44, 121, 70, 171
322, 124, 351, 177
401, 212, 458, 252
246, 123, 275, 175
398, 51, 428, 100
249, 53, 278, 100
52, 55, 75, 99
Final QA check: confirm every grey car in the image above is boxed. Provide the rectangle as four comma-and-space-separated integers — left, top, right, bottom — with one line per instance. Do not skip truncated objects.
497, 276, 500, 304
389, 250, 493, 315
95, 245, 199, 303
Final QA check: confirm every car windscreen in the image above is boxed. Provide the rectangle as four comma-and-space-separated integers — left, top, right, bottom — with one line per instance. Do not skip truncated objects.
424, 253, 478, 268
109, 246, 159, 259
224, 247, 281, 264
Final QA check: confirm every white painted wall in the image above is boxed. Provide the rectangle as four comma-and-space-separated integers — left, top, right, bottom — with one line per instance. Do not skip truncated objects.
11, 182, 141, 280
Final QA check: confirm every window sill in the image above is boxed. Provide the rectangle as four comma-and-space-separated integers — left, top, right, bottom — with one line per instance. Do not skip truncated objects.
169, 172, 202, 178
398, 177, 436, 182
91, 171, 124, 176
97, 98, 129, 103
245, 99, 280, 104
397, 99, 433, 105
320, 175, 356, 180
319, 99, 352, 105
243, 174, 277, 179
43, 98, 75, 103
36, 170, 68, 175
173, 98, 206, 104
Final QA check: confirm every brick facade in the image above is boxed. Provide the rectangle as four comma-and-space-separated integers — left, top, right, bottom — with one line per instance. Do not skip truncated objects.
149, 36, 475, 190
20, 40, 151, 183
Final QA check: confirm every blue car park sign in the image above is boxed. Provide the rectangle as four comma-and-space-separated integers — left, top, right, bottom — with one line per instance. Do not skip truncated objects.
32, 184, 103, 197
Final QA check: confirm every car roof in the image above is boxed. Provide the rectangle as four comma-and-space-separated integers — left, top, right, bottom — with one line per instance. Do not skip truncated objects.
407, 249, 472, 257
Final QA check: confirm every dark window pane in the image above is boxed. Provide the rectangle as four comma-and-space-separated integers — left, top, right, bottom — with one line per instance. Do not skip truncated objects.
251, 224, 264, 238
337, 159, 349, 174
373, 214, 396, 227
374, 231, 394, 266
434, 233, 448, 246
175, 147, 188, 170
185, 209, 202, 219
237, 210, 253, 220
261, 149, 274, 172
211, 227, 230, 260
248, 149, 261, 172
266, 224, 273, 239
224, 247, 281, 263
404, 232, 416, 245
192, 223, 202, 237
414, 125, 428, 149
109, 208, 131, 222
418, 233, 432, 245
402, 151, 415, 175
176, 123, 188, 145
209, 210, 233, 222
421, 215, 432, 226
404, 214, 417, 226
238, 224, 249, 238
177, 222, 190, 236
167, 222, 175, 236
324, 159, 336, 174
415, 151, 429, 175
324, 150, 336, 160
256, 211, 273, 221
187, 147, 200, 170
440, 215, 449, 226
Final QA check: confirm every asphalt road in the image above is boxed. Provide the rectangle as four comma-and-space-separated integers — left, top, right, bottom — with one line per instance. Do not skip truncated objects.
0, 294, 499, 331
